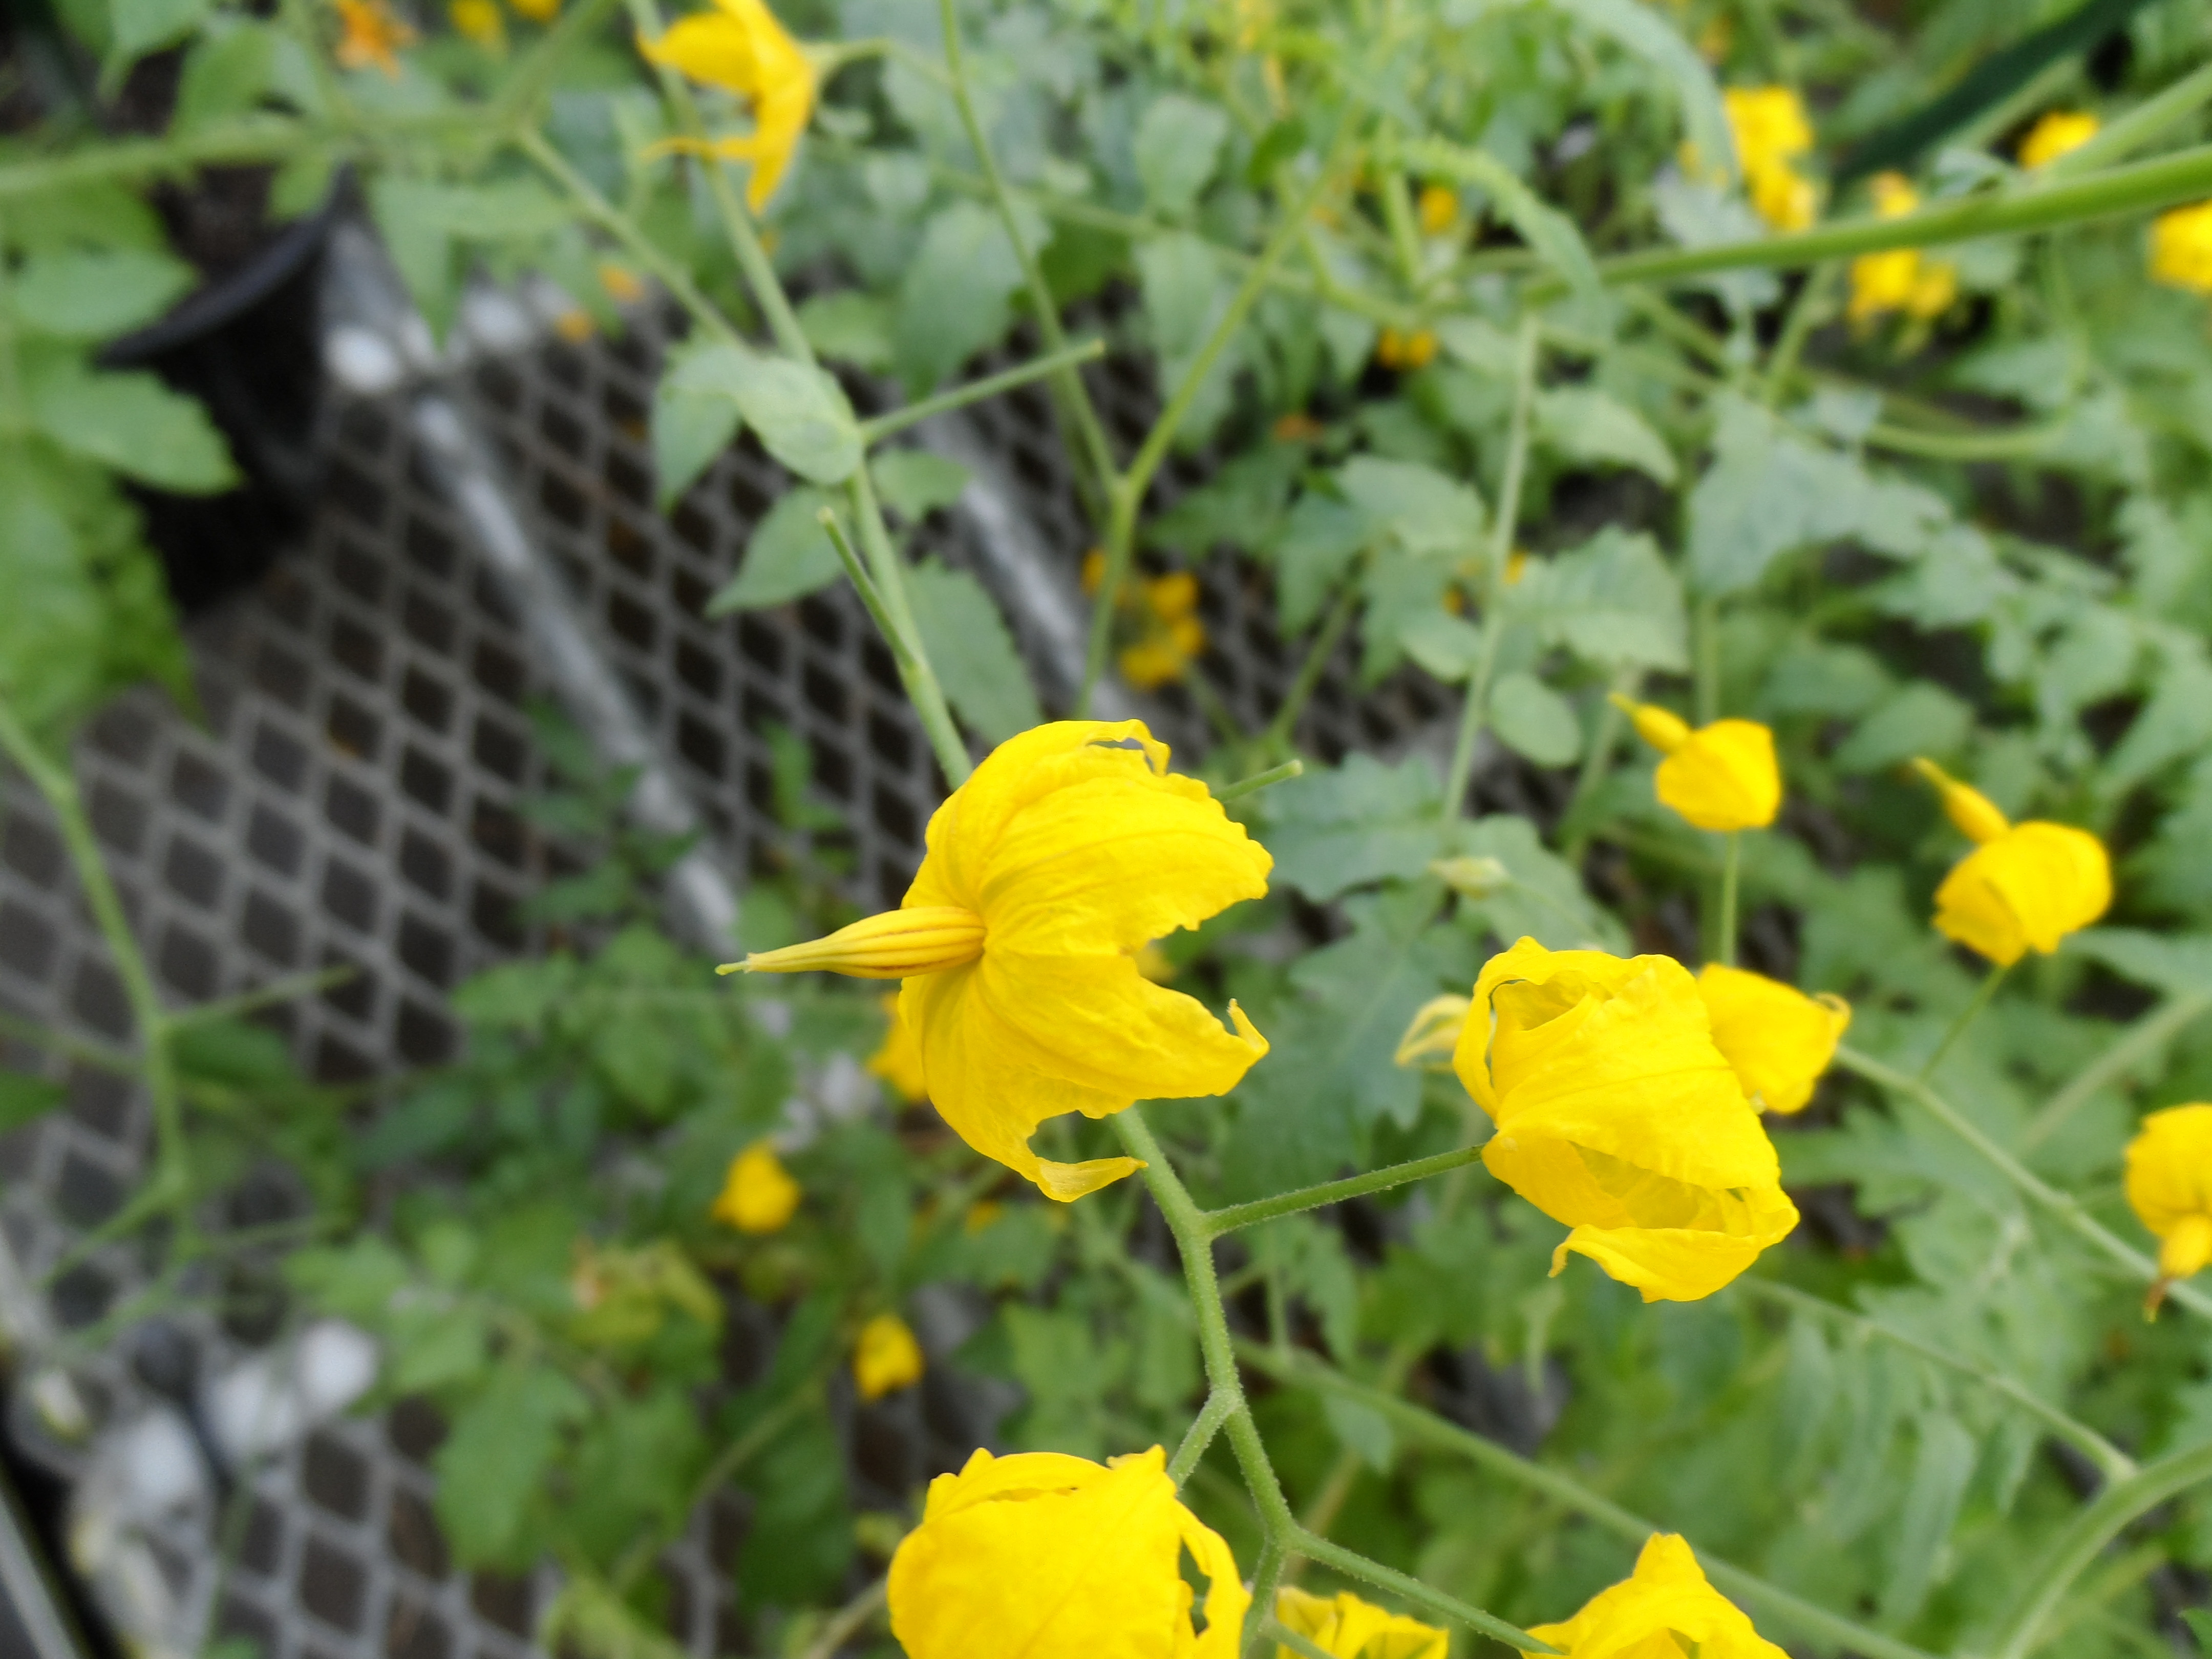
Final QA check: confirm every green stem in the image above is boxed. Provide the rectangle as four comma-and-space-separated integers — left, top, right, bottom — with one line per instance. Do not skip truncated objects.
1760, 262, 1836, 405
1717, 831, 1740, 968
1442, 313, 1539, 822
2042, 59, 2212, 180
1991, 1439, 2212, 1659
1201, 1145, 1486, 1237
1560, 665, 1639, 866
168, 965, 357, 1028
1168, 1387, 1236, 1484
856, 340, 1106, 446
490, 0, 623, 128
1692, 596, 1720, 725
932, 0, 1120, 511
1920, 960, 2010, 1079
1215, 759, 1306, 803
1078, 151, 1349, 715
1835, 1045, 2212, 1320
1737, 1279, 2136, 1482
1589, 141, 2212, 288
1269, 1623, 1337, 1659
848, 466, 973, 784
1290, 1528, 1550, 1651
2022, 991, 2212, 1151
0, 698, 189, 1231
1263, 578, 1361, 749
1862, 420, 2067, 461
1237, 1342, 1944, 1659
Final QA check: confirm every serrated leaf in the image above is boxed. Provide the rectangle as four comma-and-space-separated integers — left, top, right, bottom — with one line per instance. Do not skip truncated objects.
27, 366, 237, 493
1450, 814, 1625, 951
109, 0, 206, 62
1261, 753, 1443, 901
1536, 387, 1676, 483
707, 486, 842, 613
1395, 138, 1604, 318
895, 201, 1026, 394
797, 290, 894, 373
1506, 528, 1687, 670
2067, 929, 2212, 996
907, 560, 1041, 743
1490, 672, 1581, 765
1336, 456, 1483, 557
1832, 682, 1972, 773
650, 340, 750, 506
11, 248, 195, 339
175, 23, 278, 131
1134, 92, 1230, 218
1398, 611, 1486, 682
433, 1365, 588, 1570
871, 450, 971, 520
1274, 492, 1374, 631
730, 358, 861, 485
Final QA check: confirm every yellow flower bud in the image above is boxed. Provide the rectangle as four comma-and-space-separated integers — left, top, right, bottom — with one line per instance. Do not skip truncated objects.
1911, 759, 2110, 967
1454, 940, 1798, 1302
867, 992, 929, 1103
1275, 1586, 1445, 1657
1695, 964, 1850, 1115
1416, 184, 1457, 237
2018, 110, 2099, 171
888, 1445, 1248, 1658
726, 724, 1270, 1201
1429, 854, 1510, 899
1394, 992, 1472, 1069
2125, 1105, 2212, 1310
1612, 698, 1781, 833
712, 1140, 801, 1234
1530, 1534, 1789, 1659
854, 1311, 925, 1400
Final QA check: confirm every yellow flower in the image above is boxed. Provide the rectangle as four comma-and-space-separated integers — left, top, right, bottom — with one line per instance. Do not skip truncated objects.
1695, 964, 1850, 1115
2125, 1105, 2212, 1300
854, 1311, 925, 1400
726, 722, 1271, 1200
449, 0, 504, 48
335, 0, 415, 73
2151, 201, 2212, 294
1416, 183, 1457, 237
1453, 939, 1798, 1302
509, 0, 558, 19
597, 262, 646, 305
1611, 697, 1780, 833
1275, 1586, 1445, 1659
1530, 1534, 1790, 1659
640, 0, 817, 211
2019, 110, 2098, 171
712, 1139, 801, 1233
1121, 571, 1209, 690
1911, 759, 2111, 967
1717, 87, 1819, 233
1848, 174, 1955, 322
1375, 327, 1439, 370
888, 1445, 1248, 1658
867, 992, 929, 1103
1395, 992, 1472, 1069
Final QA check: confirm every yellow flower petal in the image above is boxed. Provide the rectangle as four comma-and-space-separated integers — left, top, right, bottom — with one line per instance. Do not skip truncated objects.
1723, 87, 1812, 172
1416, 184, 1457, 237
1930, 822, 2111, 967
888, 1445, 1249, 1659
1275, 1586, 1447, 1658
2152, 201, 2212, 295
1695, 964, 1850, 1115
1616, 702, 1779, 833
1530, 1534, 1790, 1659
638, 0, 817, 210
2019, 110, 2098, 171
711, 1140, 800, 1233
2125, 1104, 2212, 1251
867, 992, 929, 1103
854, 1311, 924, 1400
1453, 940, 1797, 1302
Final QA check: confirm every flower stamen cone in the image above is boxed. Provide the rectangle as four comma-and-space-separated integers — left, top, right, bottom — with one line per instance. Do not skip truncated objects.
720, 906, 985, 979
1910, 757, 2010, 843
1395, 993, 1471, 1069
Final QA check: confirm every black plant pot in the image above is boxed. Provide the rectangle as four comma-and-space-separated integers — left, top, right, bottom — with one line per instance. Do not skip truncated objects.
101, 193, 337, 615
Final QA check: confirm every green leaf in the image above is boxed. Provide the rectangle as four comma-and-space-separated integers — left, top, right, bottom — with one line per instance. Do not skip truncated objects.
1880, 1414, 1976, 1625
451, 955, 580, 1029
707, 486, 842, 613
368, 178, 459, 338
433, 1365, 588, 1570
1536, 388, 1676, 483
730, 358, 862, 486
1398, 611, 1487, 682
736, 1407, 853, 1609
386, 1304, 492, 1395
2182, 1609, 2212, 1656
1397, 139, 1604, 318
1831, 682, 1973, 773
1261, 753, 1443, 902
907, 560, 1041, 743
895, 202, 1025, 394
1323, 1393, 1397, 1472
1273, 492, 1375, 631
174, 23, 277, 131
797, 290, 894, 373
173, 1018, 297, 1089
871, 450, 971, 521
10, 248, 195, 340
108, 0, 207, 62
2067, 929, 2212, 996
650, 340, 749, 506
0, 1072, 64, 1134
1489, 672, 1581, 765
1450, 815, 1625, 951
1136, 230, 1224, 365
27, 365, 238, 493
0, 466, 109, 736
8, 180, 165, 256
1134, 92, 1230, 218
1551, 0, 1733, 184
1506, 528, 1687, 670
1758, 640, 1892, 718
1335, 456, 1483, 557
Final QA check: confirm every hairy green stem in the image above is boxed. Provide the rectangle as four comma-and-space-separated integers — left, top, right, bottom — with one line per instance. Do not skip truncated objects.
933, 0, 1120, 509
1920, 961, 2010, 1079
1836, 1045, 2212, 1319
1237, 1342, 1944, 1659
1168, 1387, 1237, 1484
849, 465, 973, 783
857, 339, 1106, 446
1201, 1145, 1486, 1237
1716, 832, 1740, 967
1441, 314, 1539, 821
1291, 1528, 1551, 1650
1078, 153, 1349, 714
1215, 759, 1306, 803
1992, 1439, 2212, 1659
2022, 990, 2212, 1151
1737, 1279, 2136, 1481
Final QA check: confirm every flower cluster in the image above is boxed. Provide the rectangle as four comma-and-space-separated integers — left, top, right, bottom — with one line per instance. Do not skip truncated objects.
1848, 173, 1955, 323
1718, 86, 1818, 233
1083, 554, 1212, 690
